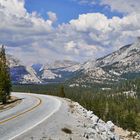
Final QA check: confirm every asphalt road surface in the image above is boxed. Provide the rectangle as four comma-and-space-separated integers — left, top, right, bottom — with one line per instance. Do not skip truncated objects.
0, 92, 61, 140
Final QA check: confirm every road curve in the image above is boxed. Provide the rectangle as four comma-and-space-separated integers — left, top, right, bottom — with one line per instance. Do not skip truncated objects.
0, 92, 61, 140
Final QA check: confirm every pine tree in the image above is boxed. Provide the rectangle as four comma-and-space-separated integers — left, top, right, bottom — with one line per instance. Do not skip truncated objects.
0, 45, 12, 104
59, 85, 65, 98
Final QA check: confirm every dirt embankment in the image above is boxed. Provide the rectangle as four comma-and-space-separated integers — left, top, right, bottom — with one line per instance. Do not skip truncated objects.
0, 96, 22, 112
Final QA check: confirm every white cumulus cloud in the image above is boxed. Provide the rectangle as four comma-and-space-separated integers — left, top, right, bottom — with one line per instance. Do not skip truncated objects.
0, 0, 140, 65
101, 0, 140, 14
76, 0, 140, 14
47, 11, 57, 23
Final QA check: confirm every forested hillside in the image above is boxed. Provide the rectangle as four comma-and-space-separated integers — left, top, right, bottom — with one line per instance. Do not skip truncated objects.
13, 78, 140, 132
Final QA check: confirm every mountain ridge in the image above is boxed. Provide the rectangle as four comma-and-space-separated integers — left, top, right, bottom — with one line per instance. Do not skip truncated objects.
68, 39, 140, 86
8, 39, 140, 85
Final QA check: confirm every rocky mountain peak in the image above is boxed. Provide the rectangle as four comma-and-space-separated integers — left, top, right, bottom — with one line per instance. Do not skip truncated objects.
69, 39, 140, 86
130, 37, 140, 50
7, 54, 22, 67
6, 39, 140, 85
50, 60, 79, 69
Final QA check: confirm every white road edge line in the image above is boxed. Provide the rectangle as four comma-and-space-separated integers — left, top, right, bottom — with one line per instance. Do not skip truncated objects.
10, 96, 62, 140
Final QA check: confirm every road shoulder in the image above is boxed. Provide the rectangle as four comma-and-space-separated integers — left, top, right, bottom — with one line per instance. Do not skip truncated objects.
0, 96, 22, 112
15, 97, 118, 140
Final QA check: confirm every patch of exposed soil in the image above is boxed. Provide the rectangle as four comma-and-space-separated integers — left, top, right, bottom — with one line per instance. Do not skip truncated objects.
0, 96, 22, 112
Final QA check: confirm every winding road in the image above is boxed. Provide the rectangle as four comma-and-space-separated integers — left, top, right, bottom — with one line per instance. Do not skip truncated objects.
0, 92, 61, 140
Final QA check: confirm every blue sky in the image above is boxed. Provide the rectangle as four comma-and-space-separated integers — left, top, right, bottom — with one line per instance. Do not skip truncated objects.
0, 0, 139, 64
25, 0, 123, 24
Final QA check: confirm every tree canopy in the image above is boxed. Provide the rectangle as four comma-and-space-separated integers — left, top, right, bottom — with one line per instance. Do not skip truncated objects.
0, 45, 11, 104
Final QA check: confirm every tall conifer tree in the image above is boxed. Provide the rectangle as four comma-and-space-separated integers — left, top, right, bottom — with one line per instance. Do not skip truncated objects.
0, 45, 11, 104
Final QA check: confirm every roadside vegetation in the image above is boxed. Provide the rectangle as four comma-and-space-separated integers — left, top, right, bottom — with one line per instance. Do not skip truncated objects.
13, 78, 140, 132
0, 45, 12, 104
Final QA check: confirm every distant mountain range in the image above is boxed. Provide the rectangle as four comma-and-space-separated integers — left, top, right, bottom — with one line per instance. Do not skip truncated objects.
9, 56, 80, 84
9, 39, 140, 85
